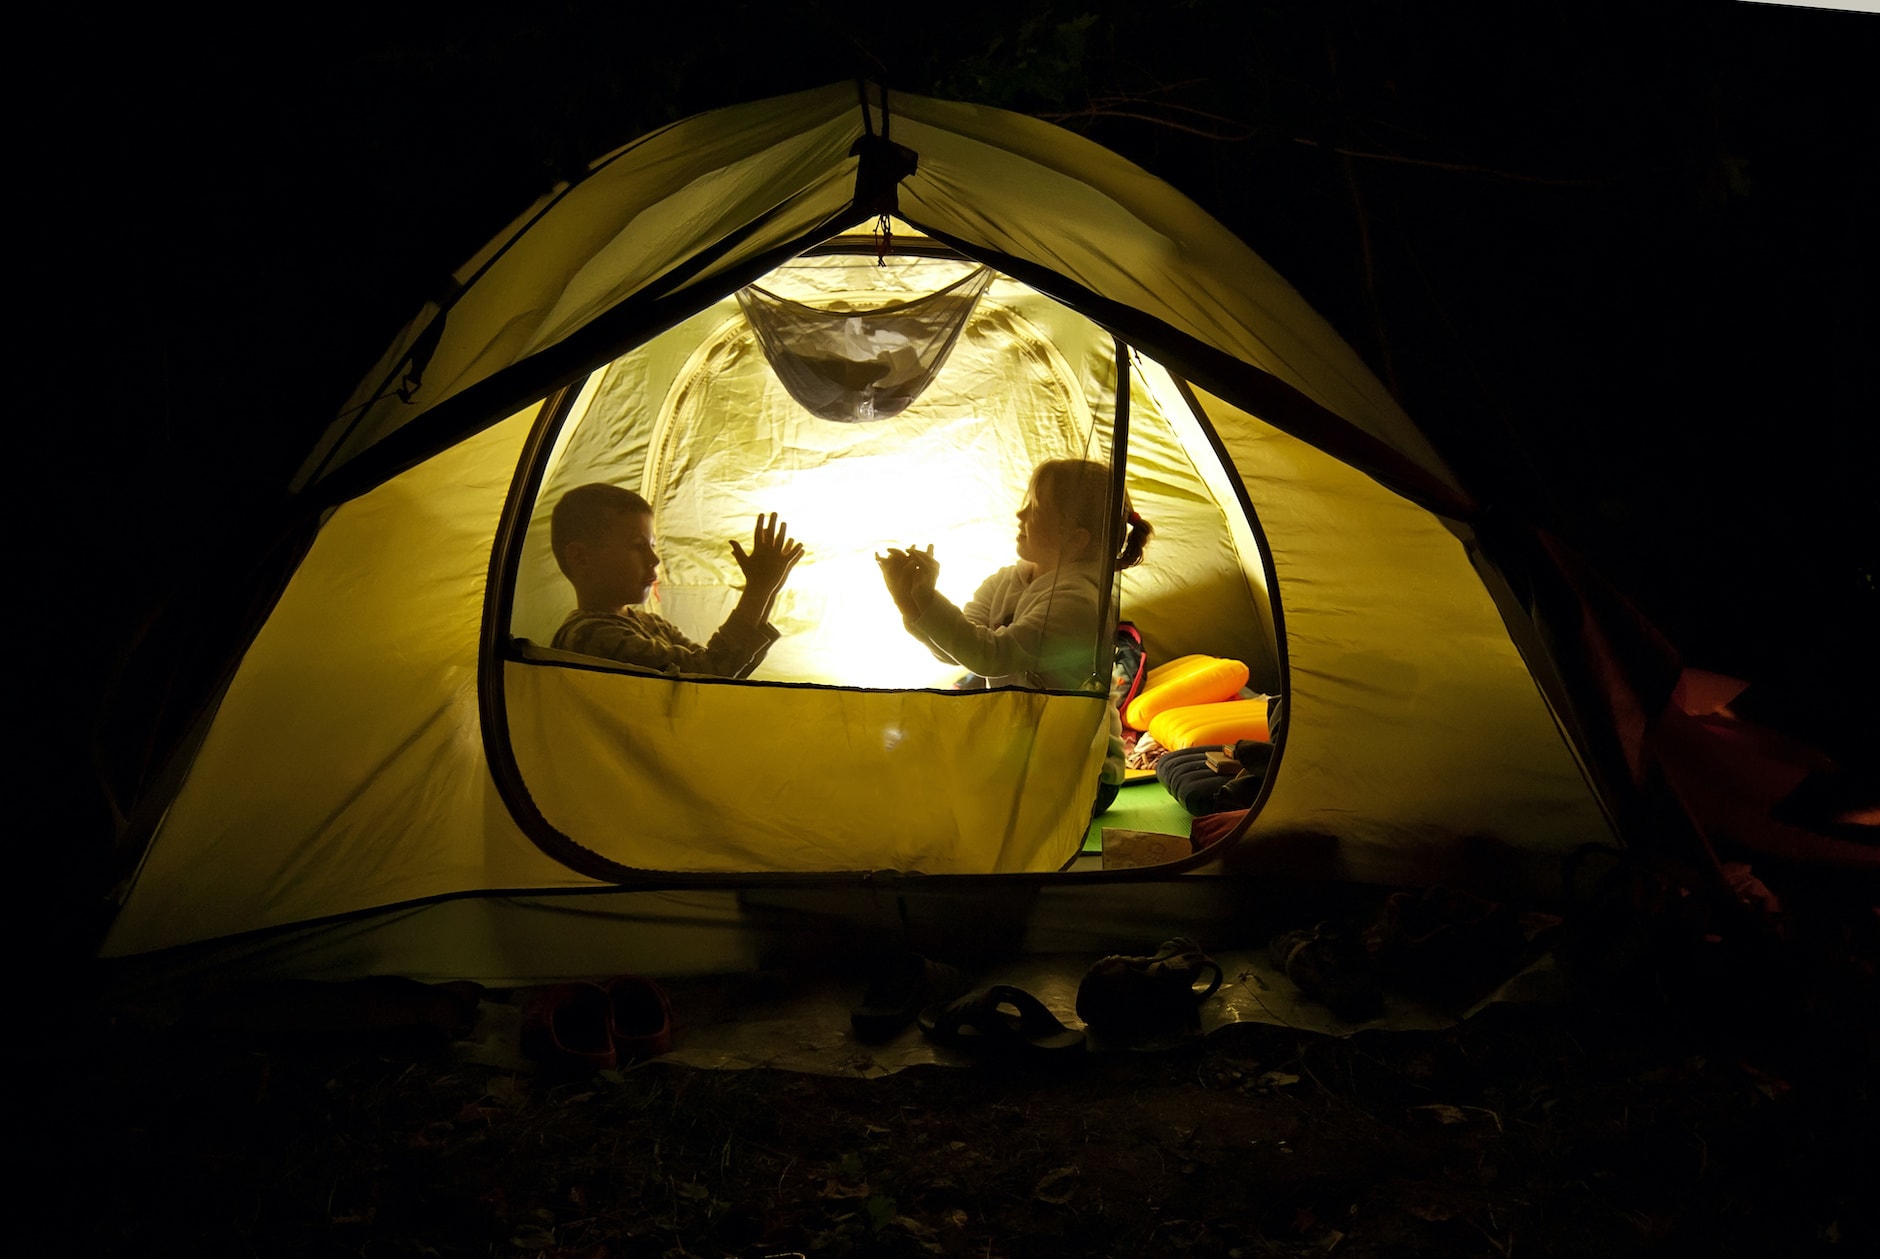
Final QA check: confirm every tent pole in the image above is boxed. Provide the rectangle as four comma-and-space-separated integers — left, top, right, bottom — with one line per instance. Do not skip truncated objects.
1098, 337, 1132, 686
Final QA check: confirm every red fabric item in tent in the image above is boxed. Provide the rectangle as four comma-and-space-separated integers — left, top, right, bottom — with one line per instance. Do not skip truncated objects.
1191, 809, 1249, 851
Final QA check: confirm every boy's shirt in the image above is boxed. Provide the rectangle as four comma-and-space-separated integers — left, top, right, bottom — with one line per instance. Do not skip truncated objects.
553, 606, 778, 679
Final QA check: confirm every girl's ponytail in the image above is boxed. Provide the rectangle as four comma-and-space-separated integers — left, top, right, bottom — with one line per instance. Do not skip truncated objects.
1115, 507, 1152, 571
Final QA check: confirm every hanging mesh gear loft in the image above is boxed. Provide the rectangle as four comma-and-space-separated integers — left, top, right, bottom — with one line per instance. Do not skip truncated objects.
735, 266, 995, 422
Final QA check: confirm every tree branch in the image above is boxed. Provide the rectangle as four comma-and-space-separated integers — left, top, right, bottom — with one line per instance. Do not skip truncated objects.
1040, 90, 1607, 185
1291, 136, 1607, 186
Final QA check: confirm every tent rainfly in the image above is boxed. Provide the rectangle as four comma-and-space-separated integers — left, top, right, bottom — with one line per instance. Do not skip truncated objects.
100, 83, 1831, 989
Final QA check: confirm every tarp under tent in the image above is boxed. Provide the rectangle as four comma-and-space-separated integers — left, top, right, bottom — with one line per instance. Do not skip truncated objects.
102, 81, 1786, 989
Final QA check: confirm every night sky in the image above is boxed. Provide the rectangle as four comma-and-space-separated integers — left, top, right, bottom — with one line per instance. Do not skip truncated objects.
25, 1, 1877, 914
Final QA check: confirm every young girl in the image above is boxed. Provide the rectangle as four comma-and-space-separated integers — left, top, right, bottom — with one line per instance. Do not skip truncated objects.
878, 458, 1152, 812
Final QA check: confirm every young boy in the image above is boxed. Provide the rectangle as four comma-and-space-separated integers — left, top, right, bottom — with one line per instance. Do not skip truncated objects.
549, 482, 804, 678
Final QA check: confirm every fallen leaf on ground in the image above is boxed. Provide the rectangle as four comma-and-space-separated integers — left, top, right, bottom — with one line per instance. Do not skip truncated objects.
1406, 1200, 1459, 1222
1411, 1103, 1501, 1131
1034, 1165, 1080, 1204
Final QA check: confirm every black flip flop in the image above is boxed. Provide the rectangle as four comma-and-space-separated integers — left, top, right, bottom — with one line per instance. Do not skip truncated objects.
918, 984, 1085, 1059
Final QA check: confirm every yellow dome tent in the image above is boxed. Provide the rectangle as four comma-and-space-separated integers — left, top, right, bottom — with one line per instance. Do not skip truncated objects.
101, 84, 1630, 986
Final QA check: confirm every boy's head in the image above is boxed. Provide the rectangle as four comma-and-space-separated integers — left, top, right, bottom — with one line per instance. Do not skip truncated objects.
552, 483, 659, 610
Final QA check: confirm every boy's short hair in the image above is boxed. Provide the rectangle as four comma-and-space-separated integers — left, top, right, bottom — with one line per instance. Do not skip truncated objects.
551, 482, 653, 576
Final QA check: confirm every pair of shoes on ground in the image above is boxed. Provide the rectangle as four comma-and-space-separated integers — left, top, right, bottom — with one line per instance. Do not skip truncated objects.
1075, 936, 1224, 1042
521, 974, 672, 1073
848, 953, 1081, 1059
903, 937, 1228, 1059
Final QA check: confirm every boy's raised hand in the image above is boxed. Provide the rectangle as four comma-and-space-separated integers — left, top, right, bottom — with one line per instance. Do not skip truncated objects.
730, 512, 805, 607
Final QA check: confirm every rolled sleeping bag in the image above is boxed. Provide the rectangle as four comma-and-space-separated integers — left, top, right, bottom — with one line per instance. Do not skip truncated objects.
1153, 745, 1271, 816
1149, 697, 1272, 751
1153, 745, 1220, 784
1154, 745, 1232, 815
1125, 655, 1250, 731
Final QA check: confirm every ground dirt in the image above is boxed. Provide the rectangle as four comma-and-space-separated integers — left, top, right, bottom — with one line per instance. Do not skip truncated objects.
16, 876, 1877, 1259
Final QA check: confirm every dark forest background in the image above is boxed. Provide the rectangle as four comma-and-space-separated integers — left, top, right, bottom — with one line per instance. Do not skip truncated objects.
20, 1, 1877, 956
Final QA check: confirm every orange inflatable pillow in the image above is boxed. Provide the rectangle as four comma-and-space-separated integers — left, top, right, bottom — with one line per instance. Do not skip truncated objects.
1148, 698, 1272, 751
1143, 654, 1209, 688
1125, 655, 1250, 731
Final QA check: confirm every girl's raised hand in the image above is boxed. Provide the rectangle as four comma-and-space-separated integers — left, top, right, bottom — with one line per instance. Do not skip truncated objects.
876, 544, 937, 618
902, 544, 938, 603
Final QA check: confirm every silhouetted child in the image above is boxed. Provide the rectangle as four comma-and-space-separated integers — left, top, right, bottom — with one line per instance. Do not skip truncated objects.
878, 458, 1152, 811
551, 482, 804, 678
